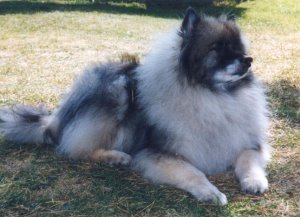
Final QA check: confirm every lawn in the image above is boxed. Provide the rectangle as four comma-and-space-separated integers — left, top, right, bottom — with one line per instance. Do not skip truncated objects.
0, 0, 299, 216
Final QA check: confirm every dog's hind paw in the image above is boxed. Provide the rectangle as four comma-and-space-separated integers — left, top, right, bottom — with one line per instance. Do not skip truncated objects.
90, 149, 132, 166
109, 152, 132, 166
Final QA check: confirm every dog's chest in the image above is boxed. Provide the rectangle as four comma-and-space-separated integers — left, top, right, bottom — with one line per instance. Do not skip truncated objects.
147, 89, 259, 174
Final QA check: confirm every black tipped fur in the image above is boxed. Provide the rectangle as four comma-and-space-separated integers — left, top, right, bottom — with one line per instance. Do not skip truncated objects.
0, 105, 53, 145
0, 58, 139, 147
56, 60, 138, 142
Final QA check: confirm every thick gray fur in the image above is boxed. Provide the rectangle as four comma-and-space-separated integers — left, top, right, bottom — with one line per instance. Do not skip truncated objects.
0, 105, 51, 145
0, 61, 138, 161
0, 9, 271, 206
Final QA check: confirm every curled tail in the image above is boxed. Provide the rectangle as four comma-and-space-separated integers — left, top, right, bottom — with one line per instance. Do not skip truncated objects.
0, 105, 55, 145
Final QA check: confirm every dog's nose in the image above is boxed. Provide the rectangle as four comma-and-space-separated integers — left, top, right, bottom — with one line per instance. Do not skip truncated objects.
241, 57, 253, 67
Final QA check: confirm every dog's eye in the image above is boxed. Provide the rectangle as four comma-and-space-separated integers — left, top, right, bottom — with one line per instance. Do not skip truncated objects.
228, 43, 240, 52
210, 42, 227, 51
218, 42, 227, 49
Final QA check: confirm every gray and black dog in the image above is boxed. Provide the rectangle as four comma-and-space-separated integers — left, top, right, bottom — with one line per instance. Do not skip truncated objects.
0, 8, 270, 205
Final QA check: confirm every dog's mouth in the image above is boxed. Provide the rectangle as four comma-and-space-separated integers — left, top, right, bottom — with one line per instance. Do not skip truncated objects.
214, 57, 252, 83
231, 67, 249, 77
232, 56, 253, 76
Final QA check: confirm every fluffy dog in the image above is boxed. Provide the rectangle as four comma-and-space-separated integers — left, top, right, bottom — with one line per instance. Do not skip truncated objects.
0, 8, 270, 205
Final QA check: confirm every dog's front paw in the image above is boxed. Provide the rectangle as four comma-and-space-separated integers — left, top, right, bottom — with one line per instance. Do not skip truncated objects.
240, 174, 268, 194
192, 185, 228, 206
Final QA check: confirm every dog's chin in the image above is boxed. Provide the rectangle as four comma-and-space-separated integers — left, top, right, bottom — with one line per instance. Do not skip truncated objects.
212, 67, 251, 91
213, 59, 251, 84
214, 68, 249, 82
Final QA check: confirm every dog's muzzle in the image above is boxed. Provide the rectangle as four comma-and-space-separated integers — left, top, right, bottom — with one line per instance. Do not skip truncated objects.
240, 56, 253, 68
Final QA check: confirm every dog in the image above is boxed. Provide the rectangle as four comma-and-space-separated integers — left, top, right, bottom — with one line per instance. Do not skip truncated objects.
0, 8, 270, 205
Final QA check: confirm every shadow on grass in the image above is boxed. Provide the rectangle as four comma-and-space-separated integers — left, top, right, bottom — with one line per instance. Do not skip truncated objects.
0, 137, 229, 216
267, 79, 300, 126
0, 0, 248, 18
0, 137, 55, 160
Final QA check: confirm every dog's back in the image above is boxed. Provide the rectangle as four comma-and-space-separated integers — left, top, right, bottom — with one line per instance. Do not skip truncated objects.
0, 60, 138, 165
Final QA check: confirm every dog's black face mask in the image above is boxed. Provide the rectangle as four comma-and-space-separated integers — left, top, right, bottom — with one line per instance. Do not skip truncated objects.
179, 8, 254, 91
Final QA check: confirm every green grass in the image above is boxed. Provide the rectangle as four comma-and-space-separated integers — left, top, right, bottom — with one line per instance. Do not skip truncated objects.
0, 0, 299, 216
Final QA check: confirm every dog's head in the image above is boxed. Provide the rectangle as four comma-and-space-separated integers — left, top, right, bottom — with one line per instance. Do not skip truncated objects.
179, 8, 253, 91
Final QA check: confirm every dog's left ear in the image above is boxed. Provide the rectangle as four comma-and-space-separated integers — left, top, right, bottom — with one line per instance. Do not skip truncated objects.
181, 7, 200, 38
227, 14, 236, 21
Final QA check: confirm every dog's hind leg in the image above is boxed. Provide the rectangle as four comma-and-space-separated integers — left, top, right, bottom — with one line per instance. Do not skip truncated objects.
132, 149, 228, 206
89, 149, 132, 165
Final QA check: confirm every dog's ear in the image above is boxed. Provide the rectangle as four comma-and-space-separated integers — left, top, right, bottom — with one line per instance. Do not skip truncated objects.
181, 7, 200, 38
227, 14, 236, 21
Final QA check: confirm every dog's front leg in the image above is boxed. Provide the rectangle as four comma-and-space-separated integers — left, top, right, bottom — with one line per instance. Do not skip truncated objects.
132, 149, 227, 206
235, 149, 269, 194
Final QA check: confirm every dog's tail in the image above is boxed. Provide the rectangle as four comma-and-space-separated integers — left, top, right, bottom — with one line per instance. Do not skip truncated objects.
0, 105, 56, 145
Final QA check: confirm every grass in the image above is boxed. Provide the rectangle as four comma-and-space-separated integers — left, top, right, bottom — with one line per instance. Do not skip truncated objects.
0, 0, 299, 216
